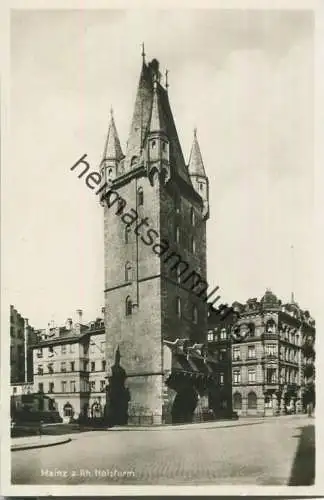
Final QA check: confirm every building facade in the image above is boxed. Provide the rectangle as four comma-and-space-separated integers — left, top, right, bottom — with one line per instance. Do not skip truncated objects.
10, 305, 36, 386
209, 291, 315, 416
30, 313, 106, 422
100, 54, 212, 424
207, 305, 235, 417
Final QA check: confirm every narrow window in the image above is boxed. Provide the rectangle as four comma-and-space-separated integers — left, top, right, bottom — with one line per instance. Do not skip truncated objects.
175, 225, 180, 244
125, 261, 132, 281
190, 208, 195, 226
233, 370, 241, 384
190, 236, 195, 253
137, 187, 144, 206
176, 297, 181, 318
175, 195, 180, 213
126, 296, 132, 316
192, 305, 198, 324
125, 225, 131, 244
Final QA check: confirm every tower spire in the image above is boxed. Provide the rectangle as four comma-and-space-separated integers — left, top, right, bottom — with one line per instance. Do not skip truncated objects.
141, 42, 146, 64
102, 109, 123, 161
188, 127, 206, 176
165, 69, 169, 91
188, 127, 209, 219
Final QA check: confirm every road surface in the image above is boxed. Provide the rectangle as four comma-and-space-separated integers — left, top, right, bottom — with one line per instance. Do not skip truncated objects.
11, 415, 315, 485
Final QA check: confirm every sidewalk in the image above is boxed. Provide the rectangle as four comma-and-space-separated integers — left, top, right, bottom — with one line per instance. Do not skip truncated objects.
110, 417, 266, 432
11, 434, 72, 451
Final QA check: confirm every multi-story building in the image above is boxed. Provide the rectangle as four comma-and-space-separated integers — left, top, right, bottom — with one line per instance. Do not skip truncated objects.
30, 311, 106, 421
98, 52, 213, 424
10, 305, 36, 388
207, 305, 235, 417
209, 290, 315, 416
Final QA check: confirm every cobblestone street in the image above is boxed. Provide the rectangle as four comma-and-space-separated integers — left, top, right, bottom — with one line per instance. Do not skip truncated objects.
11, 415, 315, 485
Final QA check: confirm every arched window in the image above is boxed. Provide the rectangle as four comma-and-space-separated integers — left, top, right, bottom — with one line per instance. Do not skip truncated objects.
190, 236, 195, 254
130, 156, 137, 167
125, 262, 132, 282
151, 140, 156, 149
190, 208, 195, 226
137, 187, 144, 206
264, 394, 272, 408
126, 296, 132, 316
247, 391, 257, 409
265, 319, 276, 334
63, 402, 73, 417
192, 305, 198, 324
125, 225, 131, 244
116, 199, 125, 215
108, 168, 113, 175
175, 195, 180, 213
175, 225, 180, 244
176, 297, 181, 318
248, 322, 255, 336
233, 392, 242, 410
91, 402, 102, 418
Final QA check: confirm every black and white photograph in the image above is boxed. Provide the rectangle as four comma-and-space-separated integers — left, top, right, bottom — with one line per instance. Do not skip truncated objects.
1, 3, 320, 495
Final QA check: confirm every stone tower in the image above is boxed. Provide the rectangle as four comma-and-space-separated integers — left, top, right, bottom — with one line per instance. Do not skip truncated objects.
102, 54, 210, 424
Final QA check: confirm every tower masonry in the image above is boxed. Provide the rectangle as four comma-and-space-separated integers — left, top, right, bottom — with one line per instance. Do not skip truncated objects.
101, 54, 210, 424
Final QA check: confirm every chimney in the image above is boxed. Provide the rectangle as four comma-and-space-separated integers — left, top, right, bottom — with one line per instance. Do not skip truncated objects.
76, 309, 83, 323
66, 318, 73, 330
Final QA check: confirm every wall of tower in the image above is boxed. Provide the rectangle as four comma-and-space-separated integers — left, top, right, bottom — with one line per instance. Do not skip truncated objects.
160, 185, 208, 343
104, 174, 164, 420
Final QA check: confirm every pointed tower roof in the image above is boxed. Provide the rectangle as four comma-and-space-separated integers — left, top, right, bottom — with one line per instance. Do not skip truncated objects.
188, 128, 206, 177
149, 81, 167, 134
124, 62, 154, 168
102, 109, 124, 161
124, 56, 192, 185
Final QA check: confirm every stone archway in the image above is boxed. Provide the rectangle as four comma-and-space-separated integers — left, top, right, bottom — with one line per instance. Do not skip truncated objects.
171, 380, 198, 424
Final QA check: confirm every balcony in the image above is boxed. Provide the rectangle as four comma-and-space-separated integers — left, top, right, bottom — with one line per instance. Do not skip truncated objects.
262, 354, 278, 362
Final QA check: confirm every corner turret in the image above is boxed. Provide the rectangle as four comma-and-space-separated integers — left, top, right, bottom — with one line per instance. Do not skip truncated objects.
100, 109, 124, 186
188, 128, 209, 219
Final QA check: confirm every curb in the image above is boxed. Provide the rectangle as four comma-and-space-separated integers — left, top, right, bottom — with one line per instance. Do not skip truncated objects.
11, 437, 72, 452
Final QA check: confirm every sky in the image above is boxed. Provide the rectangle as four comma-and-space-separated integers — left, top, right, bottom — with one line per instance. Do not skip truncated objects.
4, 9, 314, 328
